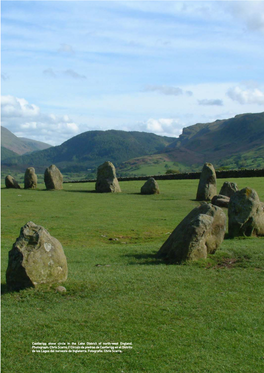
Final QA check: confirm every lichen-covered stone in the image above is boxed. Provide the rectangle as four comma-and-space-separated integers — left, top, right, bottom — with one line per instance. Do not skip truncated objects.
219, 182, 238, 197
44, 164, 63, 190
5, 175, 21, 189
95, 161, 121, 193
157, 203, 226, 263
6, 221, 68, 291
24, 167, 37, 189
228, 187, 264, 237
196, 163, 217, 201
141, 178, 160, 194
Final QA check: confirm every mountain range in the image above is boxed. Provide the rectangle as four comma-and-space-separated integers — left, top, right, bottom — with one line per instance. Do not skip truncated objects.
1, 126, 52, 159
2, 112, 264, 176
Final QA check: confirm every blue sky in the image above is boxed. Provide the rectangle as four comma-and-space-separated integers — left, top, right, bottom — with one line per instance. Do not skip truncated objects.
1, 0, 264, 145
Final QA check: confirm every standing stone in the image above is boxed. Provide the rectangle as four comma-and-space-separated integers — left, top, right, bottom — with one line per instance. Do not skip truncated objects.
228, 187, 264, 237
157, 203, 226, 263
6, 221, 68, 291
5, 175, 21, 189
24, 167, 37, 189
219, 182, 238, 198
44, 164, 63, 190
196, 163, 217, 201
211, 195, 230, 208
141, 178, 160, 195
95, 161, 121, 193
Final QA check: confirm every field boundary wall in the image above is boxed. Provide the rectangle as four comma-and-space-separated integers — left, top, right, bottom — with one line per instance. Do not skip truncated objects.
64, 168, 264, 183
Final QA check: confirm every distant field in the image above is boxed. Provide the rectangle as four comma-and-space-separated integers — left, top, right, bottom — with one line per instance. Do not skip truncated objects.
1, 178, 264, 373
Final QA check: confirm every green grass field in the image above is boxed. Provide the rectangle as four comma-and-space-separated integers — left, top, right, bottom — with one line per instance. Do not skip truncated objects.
1, 178, 264, 373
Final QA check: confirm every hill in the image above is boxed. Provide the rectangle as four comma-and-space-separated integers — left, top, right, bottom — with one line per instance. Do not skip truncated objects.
2, 130, 175, 173
1, 126, 52, 155
120, 112, 264, 174
1, 146, 18, 161
2, 112, 264, 177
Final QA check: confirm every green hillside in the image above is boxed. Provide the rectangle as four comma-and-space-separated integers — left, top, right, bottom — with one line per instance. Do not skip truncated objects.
2, 112, 264, 177
1, 146, 18, 161
1, 126, 52, 155
2, 130, 175, 173
120, 112, 264, 174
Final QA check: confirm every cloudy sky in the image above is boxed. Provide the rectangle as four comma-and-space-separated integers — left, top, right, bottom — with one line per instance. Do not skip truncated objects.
1, 0, 264, 146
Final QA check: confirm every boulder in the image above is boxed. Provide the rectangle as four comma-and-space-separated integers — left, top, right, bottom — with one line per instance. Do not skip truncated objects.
219, 182, 238, 197
95, 161, 121, 193
228, 187, 264, 237
6, 221, 68, 291
141, 178, 160, 194
196, 163, 217, 201
44, 165, 63, 190
24, 167, 37, 189
157, 203, 226, 263
5, 175, 20, 189
212, 194, 230, 208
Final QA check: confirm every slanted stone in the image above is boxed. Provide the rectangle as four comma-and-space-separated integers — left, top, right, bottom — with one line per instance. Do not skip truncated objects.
212, 194, 230, 208
228, 187, 264, 237
95, 161, 121, 193
44, 165, 63, 190
6, 221, 68, 291
5, 175, 20, 189
157, 203, 226, 263
219, 182, 238, 197
196, 163, 217, 201
24, 167, 37, 189
141, 178, 160, 194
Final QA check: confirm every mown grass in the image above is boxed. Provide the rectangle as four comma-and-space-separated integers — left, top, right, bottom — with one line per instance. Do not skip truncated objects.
1, 178, 264, 373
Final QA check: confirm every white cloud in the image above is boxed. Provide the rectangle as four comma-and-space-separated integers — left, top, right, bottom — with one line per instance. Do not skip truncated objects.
227, 85, 264, 105
198, 99, 223, 106
1, 95, 40, 117
139, 118, 183, 138
63, 69, 87, 80
1, 95, 79, 145
144, 85, 193, 97
58, 43, 74, 54
1, 73, 9, 81
225, 2, 264, 33
43, 68, 57, 78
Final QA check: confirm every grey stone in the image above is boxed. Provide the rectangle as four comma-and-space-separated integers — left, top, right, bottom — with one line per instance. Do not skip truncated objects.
24, 167, 37, 189
56, 286, 67, 293
196, 163, 217, 201
5, 175, 21, 189
228, 187, 264, 237
6, 221, 68, 291
141, 178, 160, 194
44, 165, 63, 190
95, 161, 121, 193
212, 194, 230, 208
219, 182, 238, 197
157, 203, 226, 263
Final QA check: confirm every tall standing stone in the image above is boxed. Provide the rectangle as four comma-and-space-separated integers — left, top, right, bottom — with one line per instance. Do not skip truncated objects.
228, 187, 264, 237
141, 178, 160, 194
196, 163, 217, 201
95, 161, 121, 193
44, 165, 63, 190
157, 203, 226, 263
6, 221, 68, 291
24, 167, 37, 189
5, 175, 21, 189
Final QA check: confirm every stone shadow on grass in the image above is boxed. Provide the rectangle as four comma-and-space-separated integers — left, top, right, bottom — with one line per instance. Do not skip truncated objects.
123, 252, 170, 265
1, 283, 13, 295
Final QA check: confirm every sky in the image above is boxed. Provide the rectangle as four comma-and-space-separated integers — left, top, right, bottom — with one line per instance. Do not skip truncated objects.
1, 0, 264, 146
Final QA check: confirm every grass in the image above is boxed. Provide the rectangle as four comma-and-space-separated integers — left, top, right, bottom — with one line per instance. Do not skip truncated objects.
1, 178, 264, 373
